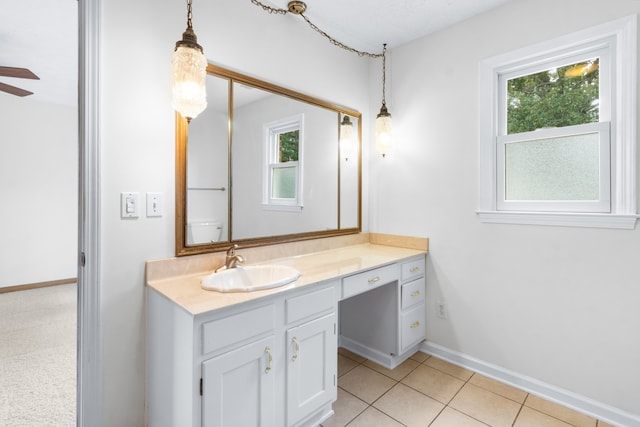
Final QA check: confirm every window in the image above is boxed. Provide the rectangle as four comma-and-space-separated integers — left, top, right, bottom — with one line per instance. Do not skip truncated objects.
263, 115, 304, 210
478, 16, 637, 229
498, 50, 610, 213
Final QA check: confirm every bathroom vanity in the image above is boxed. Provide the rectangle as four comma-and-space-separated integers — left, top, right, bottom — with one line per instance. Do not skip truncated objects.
146, 239, 427, 427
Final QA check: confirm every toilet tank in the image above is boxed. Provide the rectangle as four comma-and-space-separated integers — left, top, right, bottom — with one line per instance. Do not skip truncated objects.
187, 221, 223, 245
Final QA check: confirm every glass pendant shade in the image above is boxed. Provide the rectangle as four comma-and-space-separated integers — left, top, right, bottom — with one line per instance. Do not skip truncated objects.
172, 43, 207, 121
375, 103, 392, 157
172, 0, 207, 120
340, 115, 355, 160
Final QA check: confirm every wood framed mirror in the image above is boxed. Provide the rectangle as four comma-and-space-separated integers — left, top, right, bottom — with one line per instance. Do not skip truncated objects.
176, 64, 361, 256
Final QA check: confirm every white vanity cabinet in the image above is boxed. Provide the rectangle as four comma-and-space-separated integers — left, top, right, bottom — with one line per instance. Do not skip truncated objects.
339, 254, 426, 369
146, 280, 339, 427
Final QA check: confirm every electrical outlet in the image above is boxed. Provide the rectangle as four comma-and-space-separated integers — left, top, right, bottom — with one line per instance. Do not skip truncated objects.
436, 300, 448, 319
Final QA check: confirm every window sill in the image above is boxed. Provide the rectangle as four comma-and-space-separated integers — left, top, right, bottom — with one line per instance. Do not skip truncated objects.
262, 204, 303, 213
477, 211, 638, 229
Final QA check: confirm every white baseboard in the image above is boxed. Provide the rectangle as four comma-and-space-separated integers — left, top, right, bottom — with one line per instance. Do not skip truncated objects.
422, 342, 640, 427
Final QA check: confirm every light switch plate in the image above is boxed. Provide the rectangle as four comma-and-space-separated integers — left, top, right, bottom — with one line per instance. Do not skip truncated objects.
120, 192, 139, 218
146, 192, 162, 217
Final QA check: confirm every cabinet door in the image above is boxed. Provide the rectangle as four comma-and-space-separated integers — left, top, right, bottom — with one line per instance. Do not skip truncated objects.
202, 335, 275, 427
286, 313, 337, 427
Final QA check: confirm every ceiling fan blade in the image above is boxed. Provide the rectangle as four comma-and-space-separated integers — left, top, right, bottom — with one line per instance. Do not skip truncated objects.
0, 82, 34, 97
0, 66, 39, 80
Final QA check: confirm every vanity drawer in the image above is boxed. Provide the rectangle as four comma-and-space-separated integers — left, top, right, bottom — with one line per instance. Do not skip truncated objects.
401, 277, 425, 310
286, 284, 336, 324
400, 304, 426, 352
342, 264, 399, 300
401, 258, 425, 282
202, 303, 275, 355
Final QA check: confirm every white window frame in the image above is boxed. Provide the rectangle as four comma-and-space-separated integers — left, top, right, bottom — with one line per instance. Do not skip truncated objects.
262, 114, 304, 212
478, 15, 638, 229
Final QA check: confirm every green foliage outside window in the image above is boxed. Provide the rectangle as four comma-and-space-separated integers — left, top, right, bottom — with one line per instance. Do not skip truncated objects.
507, 59, 599, 134
279, 130, 299, 162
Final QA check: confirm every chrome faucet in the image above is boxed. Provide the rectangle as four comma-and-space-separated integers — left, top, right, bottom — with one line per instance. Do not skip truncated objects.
216, 244, 245, 272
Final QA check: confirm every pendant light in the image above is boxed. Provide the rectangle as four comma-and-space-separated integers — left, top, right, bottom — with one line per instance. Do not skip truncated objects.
375, 44, 392, 157
172, 0, 207, 122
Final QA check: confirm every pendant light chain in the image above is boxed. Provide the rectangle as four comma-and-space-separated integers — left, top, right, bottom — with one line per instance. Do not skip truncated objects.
381, 43, 387, 106
298, 14, 382, 58
250, 0, 383, 58
187, 0, 194, 29
250, 0, 288, 15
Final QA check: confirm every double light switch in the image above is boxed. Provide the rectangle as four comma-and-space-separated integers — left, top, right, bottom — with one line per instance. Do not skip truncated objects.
120, 192, 163, 218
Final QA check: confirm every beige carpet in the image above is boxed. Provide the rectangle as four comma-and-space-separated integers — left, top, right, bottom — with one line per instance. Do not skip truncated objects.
0, 283, 76, 426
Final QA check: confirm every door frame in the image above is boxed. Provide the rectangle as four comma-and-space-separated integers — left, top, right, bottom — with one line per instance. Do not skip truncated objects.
77, 0, 102, 425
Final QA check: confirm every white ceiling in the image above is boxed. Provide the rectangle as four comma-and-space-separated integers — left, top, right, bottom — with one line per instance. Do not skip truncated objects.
0, 0, 513, 107
266, 0, 514, 53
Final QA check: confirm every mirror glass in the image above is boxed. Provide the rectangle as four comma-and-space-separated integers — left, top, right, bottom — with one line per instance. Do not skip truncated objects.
186, 73, 230, 244
176, 65, 361, 256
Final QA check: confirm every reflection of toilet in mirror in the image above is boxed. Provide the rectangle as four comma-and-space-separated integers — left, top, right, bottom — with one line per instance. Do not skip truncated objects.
187, 220, 222, 245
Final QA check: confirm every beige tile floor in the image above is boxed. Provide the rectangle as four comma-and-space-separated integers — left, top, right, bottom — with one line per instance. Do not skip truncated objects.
321, 348, 615, 427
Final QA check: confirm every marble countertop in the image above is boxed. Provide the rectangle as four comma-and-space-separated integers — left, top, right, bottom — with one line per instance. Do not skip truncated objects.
146, 243, 426, 316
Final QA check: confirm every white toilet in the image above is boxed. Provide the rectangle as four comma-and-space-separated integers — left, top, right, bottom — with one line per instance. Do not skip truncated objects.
187, 220, 223, 245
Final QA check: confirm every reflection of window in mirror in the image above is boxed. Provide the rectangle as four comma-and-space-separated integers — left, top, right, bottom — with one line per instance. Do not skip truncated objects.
264, 114, 304, 211
272, 130, 298, 198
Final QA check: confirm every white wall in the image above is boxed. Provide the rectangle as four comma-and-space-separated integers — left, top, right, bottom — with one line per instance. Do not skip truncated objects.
100, 0, 370, 425
0, 97, 77, 287
371, 0, 640, 417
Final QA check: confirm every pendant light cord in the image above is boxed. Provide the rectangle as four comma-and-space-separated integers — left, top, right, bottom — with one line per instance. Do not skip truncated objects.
250, 0, 383, 58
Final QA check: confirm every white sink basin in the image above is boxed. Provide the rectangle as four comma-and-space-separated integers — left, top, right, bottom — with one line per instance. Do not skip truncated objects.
201, 265, 301, 292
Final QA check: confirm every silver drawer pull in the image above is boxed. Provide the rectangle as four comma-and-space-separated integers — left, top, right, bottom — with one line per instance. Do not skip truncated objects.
410, 290, 421, 297
291, 337, 299, 361
410, 267, 420, 273
368, 276, 381, 284
410, 321, 421, 329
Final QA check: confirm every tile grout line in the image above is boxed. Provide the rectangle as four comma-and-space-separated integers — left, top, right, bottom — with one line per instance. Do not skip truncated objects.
510, 393, 527, 427
433, 370, 495, 427
364, 358, 425, 427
